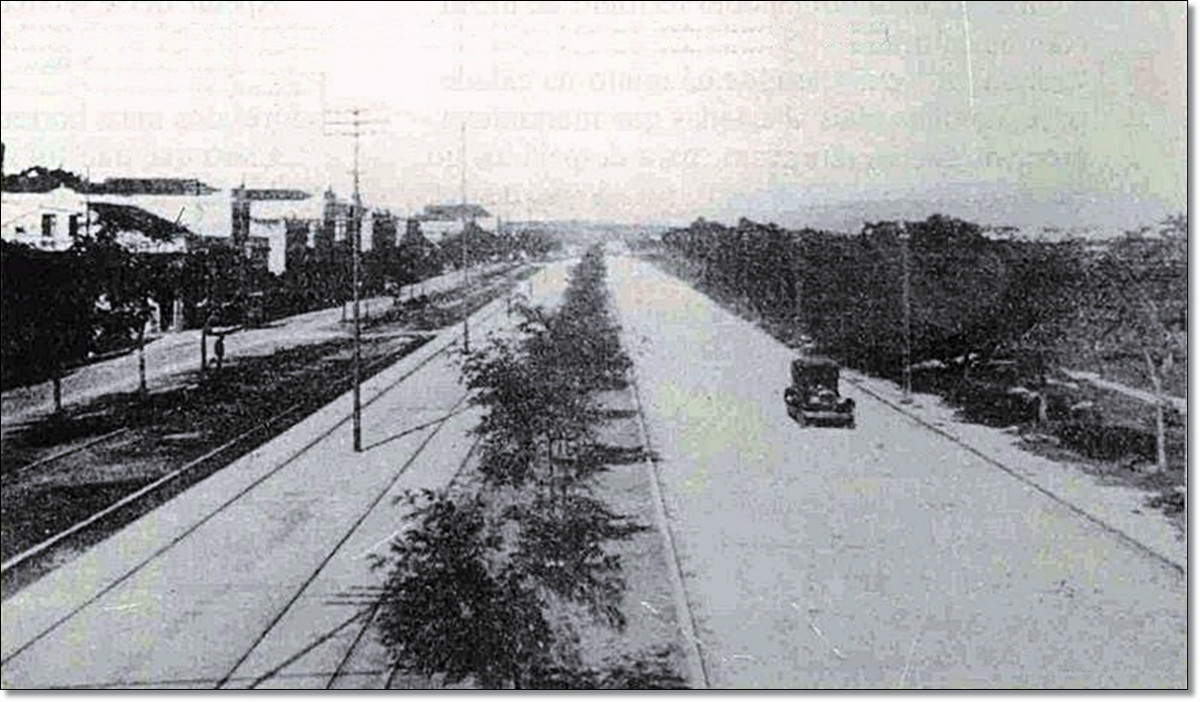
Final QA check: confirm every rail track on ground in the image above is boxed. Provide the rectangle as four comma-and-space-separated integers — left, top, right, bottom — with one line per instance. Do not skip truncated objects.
0, 336, 431, 580
1, 265, 539, 587
0, 293, 519, 682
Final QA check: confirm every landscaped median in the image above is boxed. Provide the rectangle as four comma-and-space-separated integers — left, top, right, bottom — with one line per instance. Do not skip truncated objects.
0, 263, 538, 596
374, 247, 689, 689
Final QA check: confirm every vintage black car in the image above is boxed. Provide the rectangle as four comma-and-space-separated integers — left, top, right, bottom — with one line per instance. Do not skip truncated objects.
783, 356, 855, 428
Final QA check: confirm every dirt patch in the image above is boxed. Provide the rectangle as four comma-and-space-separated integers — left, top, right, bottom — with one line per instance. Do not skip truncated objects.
571, 384, 687, 684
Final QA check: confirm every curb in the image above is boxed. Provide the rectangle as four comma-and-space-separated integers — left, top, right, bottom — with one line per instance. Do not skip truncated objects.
626, 368, 711, 690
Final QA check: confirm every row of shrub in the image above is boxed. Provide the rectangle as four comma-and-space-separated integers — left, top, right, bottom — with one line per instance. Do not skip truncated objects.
375, 247, 685, 689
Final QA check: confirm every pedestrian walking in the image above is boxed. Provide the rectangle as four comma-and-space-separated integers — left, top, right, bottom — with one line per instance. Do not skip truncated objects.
214, 333, 226, 373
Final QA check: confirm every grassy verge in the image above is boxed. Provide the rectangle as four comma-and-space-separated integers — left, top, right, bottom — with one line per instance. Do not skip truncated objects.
0, 264, 536, 596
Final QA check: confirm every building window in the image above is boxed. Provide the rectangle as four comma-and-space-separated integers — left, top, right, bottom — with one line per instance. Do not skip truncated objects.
69, 214, 80, 238
42, 214, 57, 238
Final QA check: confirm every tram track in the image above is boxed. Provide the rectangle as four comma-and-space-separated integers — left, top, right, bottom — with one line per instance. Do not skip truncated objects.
0, 338, 428, 580
221, 391, 476, 689
0, 300, 511, 671
1, 266, 541, 586
327, 430, 485, 691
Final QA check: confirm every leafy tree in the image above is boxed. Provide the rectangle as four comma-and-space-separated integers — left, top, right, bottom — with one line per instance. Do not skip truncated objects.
379, 245, 665, 689
0, 241, 93, 403
1, 202, 184, 403
377, 492, 555, 689
505, 492, 644, 629
988, 238, 1087, 421
72, 236, 154, 392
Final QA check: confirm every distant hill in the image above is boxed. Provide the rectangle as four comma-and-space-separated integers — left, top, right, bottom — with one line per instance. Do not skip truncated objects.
511, 220, 671, 247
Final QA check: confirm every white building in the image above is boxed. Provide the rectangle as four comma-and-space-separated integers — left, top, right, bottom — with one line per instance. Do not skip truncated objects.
244, 193, 327, 273
88, 182, 323, 275
1, 187, 90, 251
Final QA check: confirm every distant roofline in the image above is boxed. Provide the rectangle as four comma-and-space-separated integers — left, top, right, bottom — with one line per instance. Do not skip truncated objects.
94, 177, 220, 195
239, 188, 311, 201
419, 203, 492, 221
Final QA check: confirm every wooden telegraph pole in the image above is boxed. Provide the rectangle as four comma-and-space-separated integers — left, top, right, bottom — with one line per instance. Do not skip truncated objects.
325, 108, 387, 452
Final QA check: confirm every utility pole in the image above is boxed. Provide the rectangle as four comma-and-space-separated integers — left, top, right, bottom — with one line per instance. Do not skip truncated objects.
352, 111, 363, 453
326, 108, 387, 452
899, 223, 913, 404
460, 121, 470, 354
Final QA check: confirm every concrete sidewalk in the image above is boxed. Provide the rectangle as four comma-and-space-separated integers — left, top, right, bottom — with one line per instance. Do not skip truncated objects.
0, 262, 569, 689
844, 371, 1186, 573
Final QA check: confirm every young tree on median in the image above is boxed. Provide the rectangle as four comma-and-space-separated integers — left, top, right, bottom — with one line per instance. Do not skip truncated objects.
376, 492, 556, 689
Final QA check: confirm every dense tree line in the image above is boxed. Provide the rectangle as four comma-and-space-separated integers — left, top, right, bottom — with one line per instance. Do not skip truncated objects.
1, 212, 189, 397
660, 213, 1186, 471
664, 215, 1088, 377
1, 220, 560, 395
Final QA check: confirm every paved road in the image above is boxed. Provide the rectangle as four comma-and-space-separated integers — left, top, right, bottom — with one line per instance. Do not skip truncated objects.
0, 264, 509, 431
608, 255, 1185, 689
0, 261, 571, 689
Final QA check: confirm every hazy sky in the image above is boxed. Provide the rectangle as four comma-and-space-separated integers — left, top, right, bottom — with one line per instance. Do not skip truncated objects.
0, 1, 1186, 228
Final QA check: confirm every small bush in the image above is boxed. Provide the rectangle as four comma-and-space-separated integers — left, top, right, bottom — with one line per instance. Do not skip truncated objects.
1055, 422, 1157, 463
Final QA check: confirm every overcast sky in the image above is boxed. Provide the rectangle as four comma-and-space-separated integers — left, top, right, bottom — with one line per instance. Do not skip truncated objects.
0, 1, 1186, 229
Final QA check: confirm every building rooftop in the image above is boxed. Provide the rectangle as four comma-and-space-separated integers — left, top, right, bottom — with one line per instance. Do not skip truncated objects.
88, 201, 192, 240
